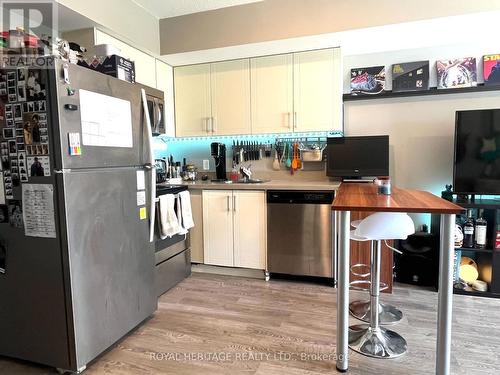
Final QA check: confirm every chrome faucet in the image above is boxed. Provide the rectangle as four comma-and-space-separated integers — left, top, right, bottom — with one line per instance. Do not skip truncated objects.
240, 164, 252, 181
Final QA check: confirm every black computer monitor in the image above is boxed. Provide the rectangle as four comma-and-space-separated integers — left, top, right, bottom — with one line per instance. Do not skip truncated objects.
326, 135, 389, 178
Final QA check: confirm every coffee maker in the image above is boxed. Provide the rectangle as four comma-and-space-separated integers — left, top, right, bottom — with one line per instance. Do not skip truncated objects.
210, 142, 227, 181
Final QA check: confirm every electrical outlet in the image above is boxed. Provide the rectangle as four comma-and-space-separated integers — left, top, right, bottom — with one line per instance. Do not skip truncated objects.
203, 159, 210, 170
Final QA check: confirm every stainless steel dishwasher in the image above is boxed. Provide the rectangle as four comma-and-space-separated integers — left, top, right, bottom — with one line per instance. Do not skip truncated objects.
267, 190, 335, 279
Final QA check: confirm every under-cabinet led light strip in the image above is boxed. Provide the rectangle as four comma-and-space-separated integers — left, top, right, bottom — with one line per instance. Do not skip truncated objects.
157, 131, 343, 142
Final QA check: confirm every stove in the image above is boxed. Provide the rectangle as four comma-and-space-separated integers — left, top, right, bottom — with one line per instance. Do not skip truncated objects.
154, 184, 191, 296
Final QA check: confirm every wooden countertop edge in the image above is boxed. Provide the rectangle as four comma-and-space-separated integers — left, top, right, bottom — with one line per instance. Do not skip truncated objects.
331, 205, 464, 214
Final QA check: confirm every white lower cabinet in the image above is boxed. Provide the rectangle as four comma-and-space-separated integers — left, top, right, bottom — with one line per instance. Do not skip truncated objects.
202, 190, 266, 270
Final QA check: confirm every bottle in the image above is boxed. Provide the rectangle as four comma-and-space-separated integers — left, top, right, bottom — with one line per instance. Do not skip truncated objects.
475, 209, 487, 249
462, 210, 475, 248
495, 224, 500, 249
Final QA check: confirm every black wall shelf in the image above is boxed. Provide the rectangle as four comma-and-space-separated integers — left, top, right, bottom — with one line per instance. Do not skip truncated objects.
454, 288, 500, 299
457, 247, 494, 254
343, 84, 500, 101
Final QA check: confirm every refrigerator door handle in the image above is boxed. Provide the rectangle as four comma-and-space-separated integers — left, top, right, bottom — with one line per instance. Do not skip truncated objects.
141, 88, 156, 243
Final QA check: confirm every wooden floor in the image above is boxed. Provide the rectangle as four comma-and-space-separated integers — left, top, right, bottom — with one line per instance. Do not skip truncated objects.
2, 272, 500, 374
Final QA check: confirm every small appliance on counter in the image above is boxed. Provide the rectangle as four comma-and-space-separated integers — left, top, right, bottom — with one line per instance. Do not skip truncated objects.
211, 142, 227, 181
155, 158, 168, 183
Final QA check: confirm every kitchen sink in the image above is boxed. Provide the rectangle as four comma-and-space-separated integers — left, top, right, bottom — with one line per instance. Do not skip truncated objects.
236, 179, 268, 184
210, 179, 269, 184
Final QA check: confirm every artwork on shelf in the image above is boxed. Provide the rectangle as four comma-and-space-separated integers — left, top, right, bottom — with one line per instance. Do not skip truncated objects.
436, 58, 477, 89
483, 54, 500, 85
392, 61, 429, 93
350, 66, 385, 95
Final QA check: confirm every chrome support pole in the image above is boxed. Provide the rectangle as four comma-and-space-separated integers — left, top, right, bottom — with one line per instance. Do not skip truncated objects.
369, 240, 381, 330
436, 214, 455, 375
336, 210, 350, 372
332, 210, 339, 284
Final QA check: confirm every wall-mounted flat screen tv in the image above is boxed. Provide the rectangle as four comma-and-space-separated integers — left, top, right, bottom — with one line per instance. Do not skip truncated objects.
326, 136, 389, 178
454, 109, 500, 194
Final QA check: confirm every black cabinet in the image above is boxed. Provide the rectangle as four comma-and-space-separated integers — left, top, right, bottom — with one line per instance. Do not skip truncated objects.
432, 198, 500, 299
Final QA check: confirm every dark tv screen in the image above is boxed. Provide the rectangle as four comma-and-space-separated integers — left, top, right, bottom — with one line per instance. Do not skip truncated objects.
454, 109, 500, 194
326, 136, 389, 178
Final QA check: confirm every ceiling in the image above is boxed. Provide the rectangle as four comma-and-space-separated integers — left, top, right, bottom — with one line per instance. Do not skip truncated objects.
132, 0, 263, 19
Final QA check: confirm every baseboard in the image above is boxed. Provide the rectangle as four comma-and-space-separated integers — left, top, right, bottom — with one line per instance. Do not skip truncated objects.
191, 263, 266, 279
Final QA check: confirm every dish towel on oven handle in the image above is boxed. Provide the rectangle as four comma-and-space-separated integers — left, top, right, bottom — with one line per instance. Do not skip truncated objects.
179, 190, 194, 230
159, 194, 181, 239
176, 195, 188, 236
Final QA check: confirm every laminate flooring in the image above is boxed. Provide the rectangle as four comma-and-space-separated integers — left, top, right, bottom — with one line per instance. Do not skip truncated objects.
1, 272, 500, 374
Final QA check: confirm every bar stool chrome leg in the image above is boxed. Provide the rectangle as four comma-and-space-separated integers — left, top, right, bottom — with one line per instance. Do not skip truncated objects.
349, 240, 407, 358
349, 301, 403, 325
349, 240, 403, 325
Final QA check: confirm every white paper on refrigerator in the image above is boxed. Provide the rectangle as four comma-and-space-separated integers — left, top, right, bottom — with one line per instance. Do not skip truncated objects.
136, 170, 145, 190
22, 183, 56, 238
79, 89, 133, 148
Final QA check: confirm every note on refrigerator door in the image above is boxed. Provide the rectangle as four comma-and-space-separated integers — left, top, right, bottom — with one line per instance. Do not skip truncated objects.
22, 183, 56, 238
136, 170, 145, 190
136, 190, 146, 206
79, 89, 133, 148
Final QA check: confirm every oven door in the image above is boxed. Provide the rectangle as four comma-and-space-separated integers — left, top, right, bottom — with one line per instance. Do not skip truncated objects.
155, 233, 188, 265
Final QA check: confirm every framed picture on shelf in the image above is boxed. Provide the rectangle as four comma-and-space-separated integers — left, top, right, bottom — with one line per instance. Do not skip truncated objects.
350, 66, 386, 95
483, 54, 500, 85
437, 57, 477, 89
392, 61, 429, 93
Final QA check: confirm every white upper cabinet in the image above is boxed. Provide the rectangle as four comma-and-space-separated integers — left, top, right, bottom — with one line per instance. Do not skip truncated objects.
174, 63, 212, 137
211, 59, 251, 135
293, 48, 342, 132
250, 54, 294, 134
94, 29, 157, 88
173, 48, 342, 136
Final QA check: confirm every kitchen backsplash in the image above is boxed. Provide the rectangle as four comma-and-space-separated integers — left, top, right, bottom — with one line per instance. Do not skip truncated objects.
153, 132, 337, 181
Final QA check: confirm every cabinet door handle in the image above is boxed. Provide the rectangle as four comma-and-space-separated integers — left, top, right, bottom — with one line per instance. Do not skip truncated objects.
294, 111, 298, 130
227, 195, 230, 212
212, 117, 216, 133
233, 195, 236, 212
205, 118, 210, 133
287, 112, 292, 129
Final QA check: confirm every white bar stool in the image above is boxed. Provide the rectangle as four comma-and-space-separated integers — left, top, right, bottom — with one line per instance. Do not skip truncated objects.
348, 212, 415, 359
349, 219, 403, 325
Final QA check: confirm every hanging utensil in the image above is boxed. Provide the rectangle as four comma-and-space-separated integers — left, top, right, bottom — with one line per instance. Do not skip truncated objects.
272, 148, 280, 170
285, 143, 292, 168
291, 142, 299, 171
297, 143, 302, 169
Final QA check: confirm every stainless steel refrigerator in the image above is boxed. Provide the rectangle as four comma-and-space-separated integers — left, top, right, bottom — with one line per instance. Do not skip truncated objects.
0, 57, 158, 373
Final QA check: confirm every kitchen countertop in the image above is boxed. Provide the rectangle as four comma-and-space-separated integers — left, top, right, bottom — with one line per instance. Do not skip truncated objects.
158, 179, 341, 191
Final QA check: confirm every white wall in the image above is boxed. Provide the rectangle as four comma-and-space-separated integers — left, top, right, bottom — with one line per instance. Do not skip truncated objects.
344, 92, 500, 193
343, 41, 500, 227
155, 60, 175, 137
342, 40, 500, 226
